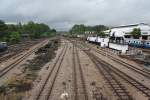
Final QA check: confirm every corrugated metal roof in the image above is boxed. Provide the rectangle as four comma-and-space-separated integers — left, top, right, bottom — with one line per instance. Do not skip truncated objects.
112, 23, 149, 29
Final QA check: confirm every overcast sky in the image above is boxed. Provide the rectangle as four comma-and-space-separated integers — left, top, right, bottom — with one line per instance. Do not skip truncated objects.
0, 0, 150, 31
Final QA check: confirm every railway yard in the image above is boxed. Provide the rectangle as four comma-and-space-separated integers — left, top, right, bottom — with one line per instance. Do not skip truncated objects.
0, 37, 150, 100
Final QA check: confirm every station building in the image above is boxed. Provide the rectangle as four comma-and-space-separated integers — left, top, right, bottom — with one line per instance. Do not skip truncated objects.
109, 23, 150, 40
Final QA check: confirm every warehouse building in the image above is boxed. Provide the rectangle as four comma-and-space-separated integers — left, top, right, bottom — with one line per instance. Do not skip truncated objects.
110, 23, 150, 40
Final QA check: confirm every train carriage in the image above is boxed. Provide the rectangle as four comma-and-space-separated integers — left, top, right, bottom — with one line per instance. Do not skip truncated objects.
125, 39, 150, 48
144, 41, 150, 48
87, 36, 97, 43
126, 39, 143, 48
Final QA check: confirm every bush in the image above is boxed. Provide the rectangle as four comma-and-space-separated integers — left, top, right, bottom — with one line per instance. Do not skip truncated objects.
5, 32, 21, 44
130, 28, 141, 38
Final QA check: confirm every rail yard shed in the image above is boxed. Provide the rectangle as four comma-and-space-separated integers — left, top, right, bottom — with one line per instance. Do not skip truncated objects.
110, 23, 150, 40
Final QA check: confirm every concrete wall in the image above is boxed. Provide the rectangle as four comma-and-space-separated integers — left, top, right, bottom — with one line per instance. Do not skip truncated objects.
109, 43, 128, 54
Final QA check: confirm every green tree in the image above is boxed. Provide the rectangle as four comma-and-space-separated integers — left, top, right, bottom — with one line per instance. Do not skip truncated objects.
0, 20, 7, 32
7, 24, 18, 32
91, 25, 108, 33
70, 24, 108, 35
51, 29, 56, 33
97, 31, 106, 38
23, 21, 36, 38
23, 21, 53, 38
0, 20, 8, 38
130, 28, 141, 38
17, 22, 23, 34
0, 20, 56, 42
70, 24, 86, 34
6, 32, 21, 43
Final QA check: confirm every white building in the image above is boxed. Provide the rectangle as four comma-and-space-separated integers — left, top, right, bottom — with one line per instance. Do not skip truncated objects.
109, 23, 150, 40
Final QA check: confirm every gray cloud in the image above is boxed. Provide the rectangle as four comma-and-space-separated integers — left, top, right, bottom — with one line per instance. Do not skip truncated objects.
0, 0, 150, 31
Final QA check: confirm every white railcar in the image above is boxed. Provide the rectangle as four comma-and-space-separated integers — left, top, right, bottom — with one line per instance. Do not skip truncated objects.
96, 37, 109, 47
87, 36, 97, 42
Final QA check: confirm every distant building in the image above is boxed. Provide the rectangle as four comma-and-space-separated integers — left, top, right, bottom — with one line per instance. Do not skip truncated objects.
85, 31, 96, 37
109, 23, 150, 40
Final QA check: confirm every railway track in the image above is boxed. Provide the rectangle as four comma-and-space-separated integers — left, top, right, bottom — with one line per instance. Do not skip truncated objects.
72, 43, 89, 100
0, 40, 49, 77
85, 51, 150, 98
95, 48, 150, 78
81, 42, 150, 79
139, 48, 150, 54
92, 53, 150, 98
34, 42, 68, 100
76, 41, 150, 99
84, 50, 132, 100
0, 39, 43, 63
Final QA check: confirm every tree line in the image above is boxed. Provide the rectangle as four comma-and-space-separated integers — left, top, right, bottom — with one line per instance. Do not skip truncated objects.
130, 28, 141, 38
0, 20, 56, 44
69, 24, 109, 36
